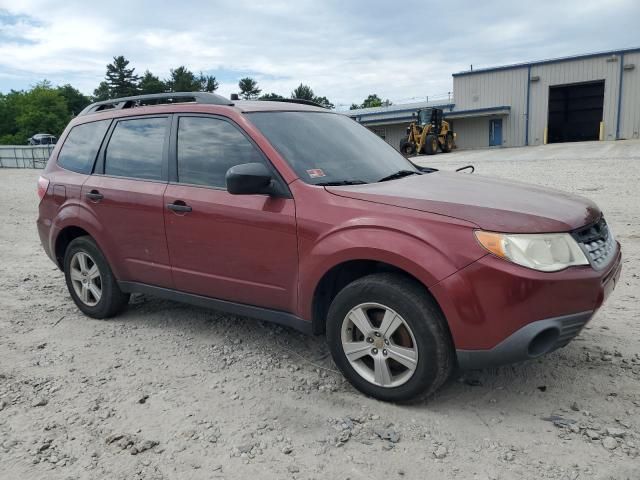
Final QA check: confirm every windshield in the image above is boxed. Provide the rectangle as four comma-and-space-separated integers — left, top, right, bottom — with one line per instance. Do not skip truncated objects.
247, 111, 418, 185
418, 109, 432, 125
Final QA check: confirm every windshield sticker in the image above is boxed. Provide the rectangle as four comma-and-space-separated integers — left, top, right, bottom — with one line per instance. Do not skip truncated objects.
306, 169, 326, 178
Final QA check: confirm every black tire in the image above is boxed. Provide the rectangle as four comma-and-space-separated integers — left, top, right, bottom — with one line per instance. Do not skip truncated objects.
424, 134, 438, 155
63, 236, 129, 319
399, 138, 416, 156
442, 133, 454, 153
326, 273, 454, 403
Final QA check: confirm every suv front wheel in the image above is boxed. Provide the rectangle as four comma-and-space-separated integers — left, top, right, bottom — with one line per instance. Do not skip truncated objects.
326, 273, 453, 402
63, 236, 129, 319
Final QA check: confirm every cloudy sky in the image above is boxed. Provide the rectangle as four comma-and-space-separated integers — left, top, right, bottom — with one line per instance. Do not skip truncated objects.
0, 0, 638, 109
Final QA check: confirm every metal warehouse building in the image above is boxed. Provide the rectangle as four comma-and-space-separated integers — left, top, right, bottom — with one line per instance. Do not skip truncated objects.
349, 47, 640, 150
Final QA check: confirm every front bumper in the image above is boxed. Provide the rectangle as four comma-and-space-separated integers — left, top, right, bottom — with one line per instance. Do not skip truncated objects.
456, 311, 593, 369
431, 244, 622, 369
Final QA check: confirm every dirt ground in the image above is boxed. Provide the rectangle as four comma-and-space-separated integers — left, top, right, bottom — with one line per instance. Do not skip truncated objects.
1, 140, 639, 480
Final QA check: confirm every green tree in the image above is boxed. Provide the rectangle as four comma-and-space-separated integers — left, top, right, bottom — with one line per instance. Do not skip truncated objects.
0, 84, 70, 144
105, 55, 140, 98
313, 95, 334, 109
238, 77, 261, 99
362, 94, 383, 108
290, 84, 333, 109
291, 83, 315, 101
198, 73, 219, 92
259, 92, 285, 100
0, 92, 20, 143
138, 70, 166, 95
93, 81, 110, 101
166, 66, 200, 92
56, 84, 91, 115
349, 94, 389, 110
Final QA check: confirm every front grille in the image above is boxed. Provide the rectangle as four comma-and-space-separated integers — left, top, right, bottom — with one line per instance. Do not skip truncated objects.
572, 216, 616, 270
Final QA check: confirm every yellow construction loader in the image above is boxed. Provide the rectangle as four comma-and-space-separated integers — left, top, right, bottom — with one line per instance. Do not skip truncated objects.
399, 107, 455, 156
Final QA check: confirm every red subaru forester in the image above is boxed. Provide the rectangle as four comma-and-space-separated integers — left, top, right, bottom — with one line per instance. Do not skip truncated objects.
37, 92, 622, 402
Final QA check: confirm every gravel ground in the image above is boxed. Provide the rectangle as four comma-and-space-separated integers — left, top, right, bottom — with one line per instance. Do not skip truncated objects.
1, 140, 639, 480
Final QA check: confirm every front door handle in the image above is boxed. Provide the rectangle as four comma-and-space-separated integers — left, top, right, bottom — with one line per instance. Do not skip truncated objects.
86, 190, 103, 202
167, 201, 192, 213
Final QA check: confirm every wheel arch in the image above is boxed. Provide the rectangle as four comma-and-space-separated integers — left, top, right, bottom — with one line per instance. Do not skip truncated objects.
310, 258, 449, 336
53, 219, 120, 279
54, 225, 91, 269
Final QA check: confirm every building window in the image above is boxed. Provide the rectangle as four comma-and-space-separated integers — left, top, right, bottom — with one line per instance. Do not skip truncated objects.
369, 127, 386, 140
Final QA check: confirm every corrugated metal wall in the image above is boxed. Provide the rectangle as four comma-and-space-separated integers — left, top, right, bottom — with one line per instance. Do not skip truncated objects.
452, 51, 639, 148
453, 68, 528, 147
528, 55, 621, 144
366, 123, 408, 151
449, 118, 489, 149
358, 50, 638, 151
385, 124, 408, 151
620, 52, 640, 139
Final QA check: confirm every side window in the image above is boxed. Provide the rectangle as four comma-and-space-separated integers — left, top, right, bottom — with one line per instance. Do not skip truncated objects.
104, 117, 167, 180
177, 116, 264, 187
57, 120, 110, 174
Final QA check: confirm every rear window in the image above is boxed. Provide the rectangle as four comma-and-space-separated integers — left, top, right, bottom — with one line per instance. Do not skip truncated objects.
104, 117, 167, 181
57, 120, 110, 174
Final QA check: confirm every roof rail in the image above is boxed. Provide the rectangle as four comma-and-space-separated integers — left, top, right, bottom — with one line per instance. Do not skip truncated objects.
78, 92, 234, 116
259, 98, 327, 109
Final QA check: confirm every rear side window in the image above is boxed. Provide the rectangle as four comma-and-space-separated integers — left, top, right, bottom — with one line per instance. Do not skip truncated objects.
105, 117, 167, 180
57, 120, 110, 174
177, 116, 264, 187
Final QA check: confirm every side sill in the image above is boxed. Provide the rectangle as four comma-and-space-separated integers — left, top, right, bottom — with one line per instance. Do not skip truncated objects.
118, 281, 314, 335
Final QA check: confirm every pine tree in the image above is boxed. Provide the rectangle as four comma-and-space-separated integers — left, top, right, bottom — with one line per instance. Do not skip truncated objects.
138, 71, 166, 95
166, 66, 199, 92
291, 84, 315, 101
238, 77, 261, 99
199, 73, 219, 92
105, 56, 140, 98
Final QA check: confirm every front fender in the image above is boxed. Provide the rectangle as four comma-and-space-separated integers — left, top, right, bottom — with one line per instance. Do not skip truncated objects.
298, 224, 476, 320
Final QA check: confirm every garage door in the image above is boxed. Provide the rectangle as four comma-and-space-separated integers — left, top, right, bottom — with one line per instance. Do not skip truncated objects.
547, 81, 604, 143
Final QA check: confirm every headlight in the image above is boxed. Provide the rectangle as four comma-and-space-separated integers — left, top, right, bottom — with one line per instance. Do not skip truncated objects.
474, 231, 589, 272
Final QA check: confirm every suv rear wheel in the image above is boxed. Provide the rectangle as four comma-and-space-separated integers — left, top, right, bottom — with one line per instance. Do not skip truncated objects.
326, 273, 453, 402
63, 236, 129, 318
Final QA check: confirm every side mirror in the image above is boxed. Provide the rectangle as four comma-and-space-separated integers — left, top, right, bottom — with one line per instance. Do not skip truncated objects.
226, 163, 273, 195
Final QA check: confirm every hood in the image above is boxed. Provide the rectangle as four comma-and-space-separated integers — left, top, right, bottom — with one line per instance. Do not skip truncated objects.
326, 171, 600, 233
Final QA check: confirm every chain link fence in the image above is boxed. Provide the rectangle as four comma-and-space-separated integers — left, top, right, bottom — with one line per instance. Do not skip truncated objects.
0, 145, 54, 169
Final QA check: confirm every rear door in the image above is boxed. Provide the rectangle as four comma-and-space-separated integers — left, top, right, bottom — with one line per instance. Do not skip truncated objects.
81, 115, 173, 288
163, 114, 298, 312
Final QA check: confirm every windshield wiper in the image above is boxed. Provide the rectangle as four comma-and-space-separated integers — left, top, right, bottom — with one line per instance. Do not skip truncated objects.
316, 180, 368, 186
377, 170, 422, 182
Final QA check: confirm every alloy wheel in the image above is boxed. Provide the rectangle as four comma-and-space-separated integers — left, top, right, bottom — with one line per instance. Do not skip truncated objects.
340, 303, 418, 388
69, 251, 102, 306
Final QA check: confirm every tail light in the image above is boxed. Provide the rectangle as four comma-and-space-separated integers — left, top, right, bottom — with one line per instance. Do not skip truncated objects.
37, 176, 50, 202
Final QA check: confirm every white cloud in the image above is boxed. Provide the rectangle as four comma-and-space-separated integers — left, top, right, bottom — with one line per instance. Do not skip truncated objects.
0, 0, 638, 107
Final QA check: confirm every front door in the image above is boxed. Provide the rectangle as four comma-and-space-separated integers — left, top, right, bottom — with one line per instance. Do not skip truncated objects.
163, 115, 298, 312
489, 118, 502, 146
81, 115, 173, 288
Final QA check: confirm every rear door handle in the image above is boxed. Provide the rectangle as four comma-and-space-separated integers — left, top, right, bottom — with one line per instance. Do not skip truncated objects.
167, 201, 192, 213
86, 190, 103, 201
